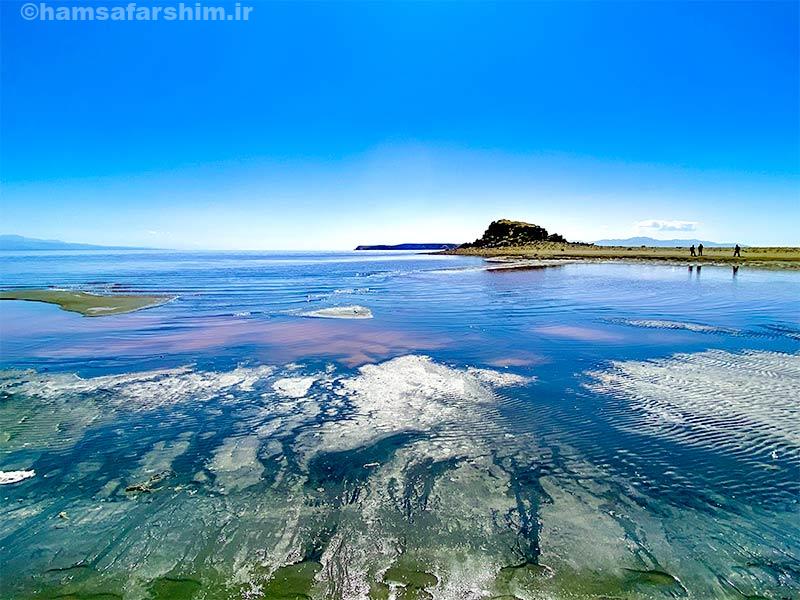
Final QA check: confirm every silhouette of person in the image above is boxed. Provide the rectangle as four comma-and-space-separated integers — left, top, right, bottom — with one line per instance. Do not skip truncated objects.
690, 245, 696, 257
697, 243, 704, 256
733, 244, 741, 257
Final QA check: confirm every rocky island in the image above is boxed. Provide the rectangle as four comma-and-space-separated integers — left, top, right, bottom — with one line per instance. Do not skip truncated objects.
459, 219, 569, 248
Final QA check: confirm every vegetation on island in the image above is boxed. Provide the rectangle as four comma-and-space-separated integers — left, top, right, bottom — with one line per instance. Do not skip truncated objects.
0, 289, 173, 316
459, 219, 569, 249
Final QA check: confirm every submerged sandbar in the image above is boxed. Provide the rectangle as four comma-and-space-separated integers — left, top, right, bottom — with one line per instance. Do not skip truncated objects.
0, 289, 173, 317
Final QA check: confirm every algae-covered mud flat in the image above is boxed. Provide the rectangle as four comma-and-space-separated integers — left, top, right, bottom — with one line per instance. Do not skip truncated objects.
0, 289, 172, 316
1, 250, 799, 599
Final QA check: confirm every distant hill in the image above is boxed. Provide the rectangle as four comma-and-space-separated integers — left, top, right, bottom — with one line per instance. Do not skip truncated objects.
355, 243, 458, 251
0, 235, 150, 251
459, 219, 567, 249
593, 236, 739, 247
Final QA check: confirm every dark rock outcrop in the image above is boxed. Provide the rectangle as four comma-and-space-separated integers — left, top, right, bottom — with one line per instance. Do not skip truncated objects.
460, 220, 567, 248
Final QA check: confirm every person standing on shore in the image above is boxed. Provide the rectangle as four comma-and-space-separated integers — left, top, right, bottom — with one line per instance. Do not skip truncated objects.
698, 243, 704, 256
690, 245, 696, 257
734, 244, 741, 257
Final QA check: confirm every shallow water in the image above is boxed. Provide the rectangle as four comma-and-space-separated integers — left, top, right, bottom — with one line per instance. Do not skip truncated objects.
0, 251, 798, 599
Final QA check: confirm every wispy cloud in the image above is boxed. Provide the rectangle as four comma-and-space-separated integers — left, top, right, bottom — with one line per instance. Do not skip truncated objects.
636, 219, 699, 232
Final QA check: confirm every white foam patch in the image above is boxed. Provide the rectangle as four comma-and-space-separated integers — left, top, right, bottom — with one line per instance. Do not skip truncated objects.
272, 376, 317, 398
586, 350, 800, 461
313, 355, 533, 455
0, 470, 35, 485
0, 365, 274, 410
301, 305, 373, 319
467, 367, 535, 387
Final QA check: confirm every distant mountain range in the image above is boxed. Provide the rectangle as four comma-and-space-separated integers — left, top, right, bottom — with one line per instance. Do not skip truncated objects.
593, 236, 739, 247
0, 234, 745, 252
355, 243, 458, 251
0, 235, 150, 251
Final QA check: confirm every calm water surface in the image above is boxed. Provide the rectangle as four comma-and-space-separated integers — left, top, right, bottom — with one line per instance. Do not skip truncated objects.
1, 251, 798, 599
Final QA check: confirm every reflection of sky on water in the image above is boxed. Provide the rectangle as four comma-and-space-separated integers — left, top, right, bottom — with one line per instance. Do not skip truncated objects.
1, 306, 451, 367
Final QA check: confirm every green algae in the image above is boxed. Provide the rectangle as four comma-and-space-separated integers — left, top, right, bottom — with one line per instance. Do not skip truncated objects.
2, 561, 772, 600
45, 563, 93, 574
52, 594, 123, 600
490, 562, 693, 599
717, 575, 774, 600
19, 563, 125, 600
381, 562, 439, 600
493, 562, 555, 598
383, 565, 438, 589
148, 577, 202, 600
261, 560, 322, 599
6, 563, 235, 600
497, 561, 553, 587
369, 581, 391, 600
623, 568, 683, 587
28, 584, 124, 600
396, 587, 434, 600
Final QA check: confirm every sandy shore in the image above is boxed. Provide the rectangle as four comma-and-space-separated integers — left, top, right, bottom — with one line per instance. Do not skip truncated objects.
443, 243, 800, 270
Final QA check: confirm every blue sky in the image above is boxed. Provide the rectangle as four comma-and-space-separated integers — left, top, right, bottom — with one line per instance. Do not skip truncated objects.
1, 1, 798, 249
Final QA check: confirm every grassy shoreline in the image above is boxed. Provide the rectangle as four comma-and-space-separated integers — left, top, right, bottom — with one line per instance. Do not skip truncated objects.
0, 289, 173, 316
441, 243, 800, 270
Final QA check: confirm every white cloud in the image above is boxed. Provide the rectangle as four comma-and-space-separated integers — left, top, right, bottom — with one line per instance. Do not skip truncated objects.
635, 219, 699, 232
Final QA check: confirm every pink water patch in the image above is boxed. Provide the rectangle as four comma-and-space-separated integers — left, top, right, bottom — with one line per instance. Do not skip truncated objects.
486, 354, 548, 367
24, 316, 449, 367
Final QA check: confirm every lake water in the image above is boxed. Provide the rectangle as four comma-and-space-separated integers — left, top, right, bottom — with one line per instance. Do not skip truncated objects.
1, 251, 798, 599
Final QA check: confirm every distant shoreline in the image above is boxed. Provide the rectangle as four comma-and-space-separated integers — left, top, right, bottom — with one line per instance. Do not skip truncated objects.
440, 243, 800, 270
355, 243, 458, 251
